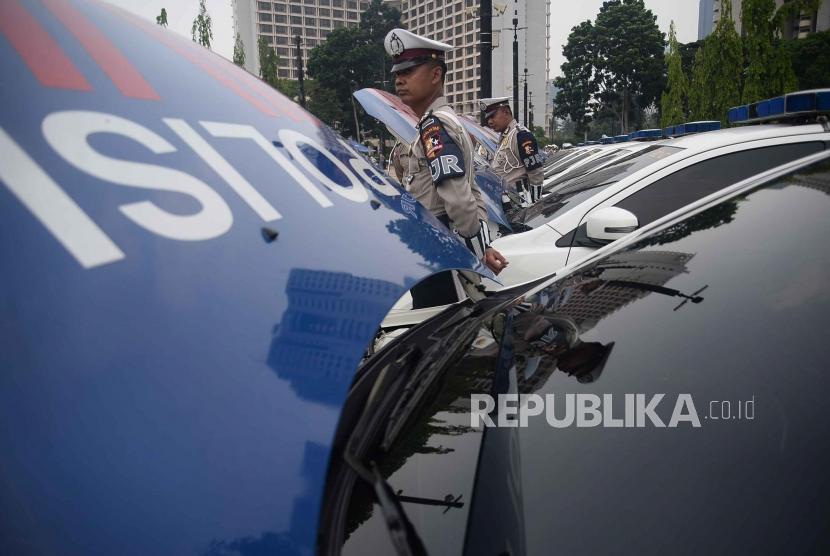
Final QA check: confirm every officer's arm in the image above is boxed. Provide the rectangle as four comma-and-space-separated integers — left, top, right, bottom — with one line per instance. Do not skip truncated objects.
516, 129, 544, 185
419, 117, 489, 258
516, 129, 545, 201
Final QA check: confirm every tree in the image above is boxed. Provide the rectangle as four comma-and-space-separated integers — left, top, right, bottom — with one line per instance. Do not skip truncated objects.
233, 33, 245, 67
786, 29, 830, 90
306, 0, 400, 136
661, 21, 688, 128
702, 0, 743, 124
553, 21, 597, 135
306, 81, 347, 128
741, 0, 797, 103
155, 8, 167, 27
257, 36, 279, 87
687, 44, 712, 120
191, 0, 213, 49
593, 0, 665, 133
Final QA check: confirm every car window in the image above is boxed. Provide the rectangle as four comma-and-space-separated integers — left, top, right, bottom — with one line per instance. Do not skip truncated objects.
522, 146, 682, 229
615, 141, 825, 227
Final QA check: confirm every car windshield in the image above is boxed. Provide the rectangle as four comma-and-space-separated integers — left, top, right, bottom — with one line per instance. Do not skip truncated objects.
519, 145, 683, 228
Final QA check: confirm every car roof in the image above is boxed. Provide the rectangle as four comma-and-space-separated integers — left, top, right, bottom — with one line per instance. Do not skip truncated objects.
662, 122, 827, 150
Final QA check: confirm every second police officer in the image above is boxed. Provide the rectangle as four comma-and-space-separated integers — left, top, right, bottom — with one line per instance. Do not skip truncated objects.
480, 96, 546, 207
384, 28, 508, 308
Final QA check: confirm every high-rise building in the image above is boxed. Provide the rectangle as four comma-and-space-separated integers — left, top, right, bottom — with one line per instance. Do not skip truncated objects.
699, 0, 829, 40
400, 0, 550, 123
398, 0, 485, 117
233, 0, 552, 127
232, 0, 371, 79
491, 1, 551, 130
698, 0, 715, 40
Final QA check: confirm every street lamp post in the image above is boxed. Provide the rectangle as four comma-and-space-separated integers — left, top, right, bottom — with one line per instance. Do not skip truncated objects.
523, 68, 528, 127
294, 35, 306, 108
512, 15, 519, 117
529, 91, 533, 130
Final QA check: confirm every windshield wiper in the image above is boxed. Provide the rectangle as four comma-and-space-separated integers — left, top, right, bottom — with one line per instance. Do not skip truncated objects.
343, 451, 428, 556
381, 310, 488, 451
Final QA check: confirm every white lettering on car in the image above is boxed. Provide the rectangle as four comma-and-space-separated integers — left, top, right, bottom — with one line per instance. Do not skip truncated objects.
278, 128, 368, 203
42, 110, 233, 242
164, 118, 282, 222
199, 121, 334, 208
0, 127, 125, 268
1, 111, 404, 269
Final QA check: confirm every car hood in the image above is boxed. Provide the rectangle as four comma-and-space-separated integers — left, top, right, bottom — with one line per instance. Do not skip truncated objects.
0, 2, 493, 555
354, 87, 510, 228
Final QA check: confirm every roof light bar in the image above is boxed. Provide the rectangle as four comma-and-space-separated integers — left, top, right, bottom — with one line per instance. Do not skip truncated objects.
728, 88, 830, 124
663, 121, 721, 138
628, 128, 662, 141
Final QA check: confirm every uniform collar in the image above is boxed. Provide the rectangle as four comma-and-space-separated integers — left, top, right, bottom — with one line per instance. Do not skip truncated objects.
501, 119, 518, 140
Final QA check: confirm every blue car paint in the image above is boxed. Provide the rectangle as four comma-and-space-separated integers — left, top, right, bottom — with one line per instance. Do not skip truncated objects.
353, 87, 512, 229
0, 2, 492, 554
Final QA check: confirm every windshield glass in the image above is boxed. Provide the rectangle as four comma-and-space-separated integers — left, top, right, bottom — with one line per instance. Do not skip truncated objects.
521, 145, 683, 228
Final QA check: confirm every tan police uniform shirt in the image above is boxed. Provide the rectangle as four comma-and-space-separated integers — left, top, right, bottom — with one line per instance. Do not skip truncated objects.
389, 96, 487, 239
492, 119, 545, 188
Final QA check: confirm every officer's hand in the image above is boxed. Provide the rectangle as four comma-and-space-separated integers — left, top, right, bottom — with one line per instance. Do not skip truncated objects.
484, 247, 508, 275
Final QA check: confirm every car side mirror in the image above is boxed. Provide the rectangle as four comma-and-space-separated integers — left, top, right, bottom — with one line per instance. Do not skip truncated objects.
585, 207, 639, 243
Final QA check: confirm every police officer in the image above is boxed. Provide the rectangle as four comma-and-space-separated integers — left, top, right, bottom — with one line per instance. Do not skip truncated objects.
480, 97, 546, 207
384, 28, 507, 308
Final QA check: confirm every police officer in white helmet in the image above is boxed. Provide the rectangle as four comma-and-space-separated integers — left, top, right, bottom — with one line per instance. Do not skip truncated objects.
480, 96, 545, 207
384, 28, 508, 308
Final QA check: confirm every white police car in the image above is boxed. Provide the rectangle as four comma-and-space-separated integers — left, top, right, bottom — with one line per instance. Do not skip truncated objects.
493, 90, 830, 286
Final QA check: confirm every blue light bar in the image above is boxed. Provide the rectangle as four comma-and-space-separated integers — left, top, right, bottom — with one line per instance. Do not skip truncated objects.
628, 128, 663, 141
613, 134, 630, 143
601, 137, 615, 144
729, 89, 830, 124
663, 121, 721, 138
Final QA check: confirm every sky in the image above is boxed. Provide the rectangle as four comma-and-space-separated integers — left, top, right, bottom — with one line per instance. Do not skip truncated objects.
104, 0, 700, 79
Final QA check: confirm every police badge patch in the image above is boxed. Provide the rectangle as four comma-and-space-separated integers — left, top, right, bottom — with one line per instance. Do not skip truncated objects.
517, 129, 543, 171
418, 116, 465, 185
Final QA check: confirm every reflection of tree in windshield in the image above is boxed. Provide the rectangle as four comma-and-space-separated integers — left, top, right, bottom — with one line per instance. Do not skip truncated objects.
637, 200, 740, 247
505, 250, 698, 393
343, 346, 498, 544
788, 163, 830, 196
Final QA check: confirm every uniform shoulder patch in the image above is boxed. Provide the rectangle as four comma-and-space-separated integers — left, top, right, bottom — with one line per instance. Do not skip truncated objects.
418, 115, 466, 185
516, 129, 543, 171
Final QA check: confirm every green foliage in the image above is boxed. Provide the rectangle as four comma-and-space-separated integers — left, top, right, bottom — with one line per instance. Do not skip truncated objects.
306, 0, 401, 136
553, 20, 597, 134
306, 81, 347, 128
155, 8, 167, 27
660, 21, 688, 128
687, 44, 712, 120
532, 126, 548, 147
678, 39, 704, 77
593, 0, 666, 133
705, 0, 743, 124
742, 0, 798, 104
257, 37, 279, 87
191, 0, 213, 49
233, 33, 245, 67
786, 29, 830, 89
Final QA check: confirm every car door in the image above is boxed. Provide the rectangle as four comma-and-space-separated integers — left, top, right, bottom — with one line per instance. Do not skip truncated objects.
564, 139, 826, 265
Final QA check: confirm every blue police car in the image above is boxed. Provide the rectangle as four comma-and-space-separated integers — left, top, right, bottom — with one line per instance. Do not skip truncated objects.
0, 2, 491, 554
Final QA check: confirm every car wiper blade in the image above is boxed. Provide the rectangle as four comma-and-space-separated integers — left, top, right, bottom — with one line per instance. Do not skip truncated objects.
343, 451, 428, 556
381, 313, 485, 451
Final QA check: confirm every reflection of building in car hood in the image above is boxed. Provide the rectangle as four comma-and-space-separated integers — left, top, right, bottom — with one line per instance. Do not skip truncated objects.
0, 3, 496, 554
